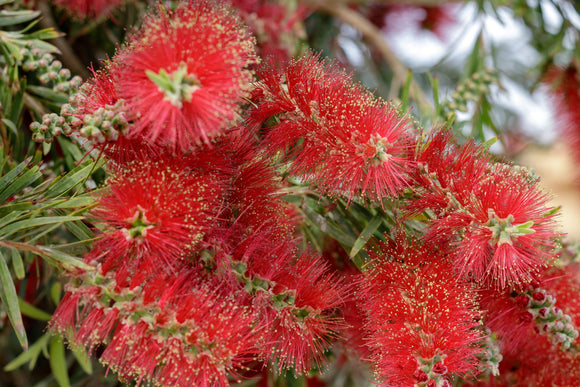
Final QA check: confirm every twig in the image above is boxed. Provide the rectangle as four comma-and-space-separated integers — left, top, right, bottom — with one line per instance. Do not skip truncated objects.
36, 2, 90, 79
0, 240, 47, 256
304, 1, 431, 109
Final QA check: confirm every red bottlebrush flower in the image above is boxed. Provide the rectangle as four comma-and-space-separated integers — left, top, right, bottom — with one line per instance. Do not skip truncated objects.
208, 227, 346, 375
52, 264, 259, 387
90, 151, 224, 279
409, 130, 559, 289
361, 236, 482, 386
252, 53, 417, 202
256, 251, 347, 374
480, 262, 580, 386
111, 1, 257, 151
543, 64, 580, 171
52, 0, 125, 18
443, 164, 557, 289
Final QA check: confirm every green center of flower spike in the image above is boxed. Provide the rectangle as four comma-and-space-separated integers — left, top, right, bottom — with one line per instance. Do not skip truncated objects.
485, 210, 535, 246
368, 135, 391, 167
146, 62, 200, 108
121, 206, 154, 242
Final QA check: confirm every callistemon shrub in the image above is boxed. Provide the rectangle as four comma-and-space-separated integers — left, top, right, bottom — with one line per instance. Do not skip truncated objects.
45, 1, 578, 386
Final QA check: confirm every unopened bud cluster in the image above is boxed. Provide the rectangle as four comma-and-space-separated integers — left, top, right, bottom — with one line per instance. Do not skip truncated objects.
445, 68, 499, 113
521, 288, 579, 350
20, 45, 82, 93
29, 113, 71, 143
477, 329, 503, 376
77, 100, 130, 143
231, 257, 310, 318
413, 354, 451, 387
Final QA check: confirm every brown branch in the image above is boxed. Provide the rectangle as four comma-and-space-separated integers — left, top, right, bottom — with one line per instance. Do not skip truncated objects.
0, 240, 47, 256
36, 2, 90, 79
303, 1, 431, 109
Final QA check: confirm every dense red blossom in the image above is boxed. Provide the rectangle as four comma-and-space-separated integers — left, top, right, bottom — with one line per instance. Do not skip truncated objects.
361, 237, 482, 386
479, 262, 580, 386
52, 0, 125, 18
90, 151, 224, 279
112, 0, 257, 151
206, 225, 347, 375
252, 53, 417, 202
255, 251, 347, 374
51, 265, 259, 387
409, 130, 558, 289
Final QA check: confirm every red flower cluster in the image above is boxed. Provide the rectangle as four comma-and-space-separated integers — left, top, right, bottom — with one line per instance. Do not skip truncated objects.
360, 236, 482, 386
409, 130, 558, 289
49, 1, 573, 386
251, 53, 417, 203
66, 0, 257, 153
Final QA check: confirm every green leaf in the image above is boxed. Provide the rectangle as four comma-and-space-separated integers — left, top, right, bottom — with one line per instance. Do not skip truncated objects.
18, 298, 51, 321
37, 246, 91, 271
26, 85, 69, 104
50, 281, 61, 305
0, 10, 41, 27
63, 220, 92, 241
0, 202, 34, 218
3, 333, 50, 372
46, 159, 105, 199
71, 346, 93, 375
24, 28, 61, 42
0, 165, 42, 203
400, 70, 413, 111
349, 215, 383, 258
0, 157, 31, 193
53, 195, 96, 208
10, 248, 24, 279
49, 336, 71, 387
0, 211, 22, 231
0, 216, 85, 239
0, 250, 27, 351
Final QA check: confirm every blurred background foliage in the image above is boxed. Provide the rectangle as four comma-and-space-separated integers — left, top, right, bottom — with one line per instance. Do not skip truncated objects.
0, 0, 579, 386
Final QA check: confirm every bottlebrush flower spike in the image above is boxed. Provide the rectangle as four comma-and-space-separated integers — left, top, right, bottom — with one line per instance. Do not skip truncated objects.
479, 261, 580, 385
445, 164, 557, 289
361, 236, 482, 386
51, 264, 259, 387
111, 0, 257, 151
409, 130, 559, 289
207, 228, 346, 375
252, 53, 417, 202
255, 251, 347, 374
90, 151, 224, 280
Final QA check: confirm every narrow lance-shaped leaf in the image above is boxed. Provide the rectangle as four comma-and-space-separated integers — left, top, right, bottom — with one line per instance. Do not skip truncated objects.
49, 336, 71, 387
349, 215, 383, 258
0, 250, 27, 351
18, 298, 51, 321
3, 333, 51, 372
